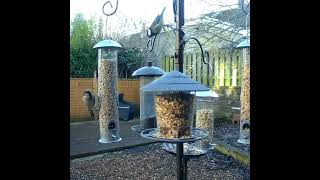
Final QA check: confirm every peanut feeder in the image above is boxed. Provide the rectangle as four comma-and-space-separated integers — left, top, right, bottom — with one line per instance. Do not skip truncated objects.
193, 90, 219, 150
141, 71, 209, 139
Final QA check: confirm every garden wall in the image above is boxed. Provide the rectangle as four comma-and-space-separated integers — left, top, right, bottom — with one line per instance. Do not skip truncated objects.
70, 78, 140, 122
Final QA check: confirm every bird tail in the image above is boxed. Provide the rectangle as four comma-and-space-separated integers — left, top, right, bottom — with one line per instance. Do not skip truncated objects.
161, 7, 166, 15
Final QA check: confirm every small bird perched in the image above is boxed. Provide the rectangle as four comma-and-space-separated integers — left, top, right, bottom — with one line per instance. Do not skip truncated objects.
147, 7, 166, 38
82, 89, 100, 121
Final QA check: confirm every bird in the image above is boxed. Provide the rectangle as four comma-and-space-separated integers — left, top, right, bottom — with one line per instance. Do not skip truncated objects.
82, 89, 100, 121
147, 7, 166, 38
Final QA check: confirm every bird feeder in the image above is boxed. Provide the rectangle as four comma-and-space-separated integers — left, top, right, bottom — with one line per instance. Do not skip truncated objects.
141, 71, 209, 139
236, 38, 250, 145
193, 90, 219, 150
132, 61, 165, 130
93, 39, 122, 143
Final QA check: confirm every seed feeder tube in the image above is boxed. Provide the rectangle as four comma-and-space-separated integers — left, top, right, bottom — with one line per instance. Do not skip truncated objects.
93, 39, 122, 143
236, 38, 250, 145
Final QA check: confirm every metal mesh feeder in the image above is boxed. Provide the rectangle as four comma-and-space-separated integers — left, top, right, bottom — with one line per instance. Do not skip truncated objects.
93, 39, 122, 143
131, 61, 165, 132
141, 70, 209, 139
192, 90, 219, 150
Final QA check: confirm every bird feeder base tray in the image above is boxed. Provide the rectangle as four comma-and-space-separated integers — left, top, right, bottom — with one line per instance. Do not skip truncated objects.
99, 137, 122, 144
237, 138, 250, 145
141, 128, 208, 143
131, 125, 144, 133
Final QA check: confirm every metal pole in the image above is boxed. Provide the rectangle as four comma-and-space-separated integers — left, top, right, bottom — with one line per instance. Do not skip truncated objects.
175, 1, 186, 179
182, 153, 187, 180
176, 142, 183, 180
173, 0, 186, 179
175, 0, 184, 72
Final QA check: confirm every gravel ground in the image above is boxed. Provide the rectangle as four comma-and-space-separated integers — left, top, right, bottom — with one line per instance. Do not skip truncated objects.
70, 143, 250, 180
214, 122, 250, 153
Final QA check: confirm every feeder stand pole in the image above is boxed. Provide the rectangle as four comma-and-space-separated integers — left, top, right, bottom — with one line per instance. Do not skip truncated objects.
174, 1, 186, 179
175, 0, 184, 73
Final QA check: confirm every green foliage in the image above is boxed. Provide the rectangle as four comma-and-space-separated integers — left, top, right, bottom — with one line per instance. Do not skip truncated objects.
70, 13, 94, 50
70, 13, 144, 78
70, 13, 103, 78
70, 47, 97, 78
118, 48, 144, 78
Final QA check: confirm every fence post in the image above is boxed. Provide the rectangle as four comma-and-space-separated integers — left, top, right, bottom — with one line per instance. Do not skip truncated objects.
165, 56, 169, 72
219, 53, 225, 87
185, 54, 190, 76
232, 52, 238, 86
196, 53, 201, 83
171, 55, 175, 71
214, 50, 219, 88
162, 56, 166, 70
93, 70, 97, 94
192, 53, 196, 80
209, 50, 214, 88
76, 78, 79, 121
225, 51, 231, 86
203, 52, 208, 86
183, 53, 187, 74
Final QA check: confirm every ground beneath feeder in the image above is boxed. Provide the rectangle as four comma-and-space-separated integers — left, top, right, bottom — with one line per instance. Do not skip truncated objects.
214, 122, 250, 153
70, 143, 250, 180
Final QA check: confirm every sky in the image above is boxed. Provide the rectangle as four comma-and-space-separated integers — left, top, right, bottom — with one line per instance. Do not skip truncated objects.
70, 0, 239, 36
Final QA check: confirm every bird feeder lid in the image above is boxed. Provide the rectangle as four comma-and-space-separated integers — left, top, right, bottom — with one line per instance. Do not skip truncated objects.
236, 39, 250, 48
141, 70, 210, 92
132, 62, 165, 77
93, 39, 122, 49
191, 90, 219, 98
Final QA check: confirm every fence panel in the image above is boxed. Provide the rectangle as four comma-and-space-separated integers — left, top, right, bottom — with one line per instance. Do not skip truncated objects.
161, 49, 242, 88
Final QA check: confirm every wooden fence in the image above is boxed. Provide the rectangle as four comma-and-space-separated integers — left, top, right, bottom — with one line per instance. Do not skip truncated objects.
162, 49, 243, 88
70, 78, 140, 121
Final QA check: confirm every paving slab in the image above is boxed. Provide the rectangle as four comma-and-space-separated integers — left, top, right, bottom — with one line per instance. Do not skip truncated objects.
70, 119, 155, 159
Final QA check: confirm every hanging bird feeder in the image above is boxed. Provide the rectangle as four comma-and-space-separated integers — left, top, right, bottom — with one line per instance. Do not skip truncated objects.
131, 61, 165, 131
93, 39, 122, 143
142, 70, 209, 139
193, 90, 219, 150
236, 38, 250, 145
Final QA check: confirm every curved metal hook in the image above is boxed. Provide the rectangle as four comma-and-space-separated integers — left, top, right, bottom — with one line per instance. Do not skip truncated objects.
102, 0, 118, 16
183, 37, 208, 65
163, 24, 177, 34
